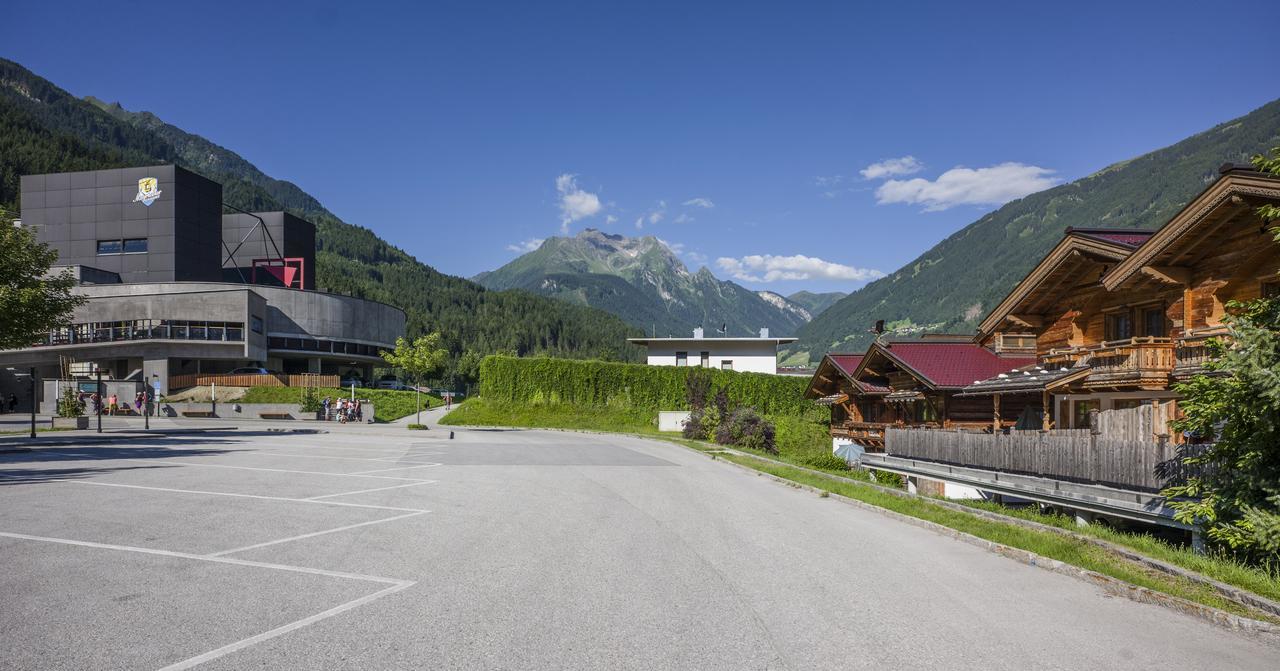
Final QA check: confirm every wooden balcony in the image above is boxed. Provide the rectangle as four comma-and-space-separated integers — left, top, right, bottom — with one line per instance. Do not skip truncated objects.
1043, 337, 1175, 390
1172, 331, 1228, 380
1081, 337, 1175, 389
832, 420, 946, 449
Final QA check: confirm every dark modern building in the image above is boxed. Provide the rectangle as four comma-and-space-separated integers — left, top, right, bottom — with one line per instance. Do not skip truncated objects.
1, 165, 404, 402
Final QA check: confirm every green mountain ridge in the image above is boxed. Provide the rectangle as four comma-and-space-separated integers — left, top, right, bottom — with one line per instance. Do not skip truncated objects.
475, 229, 811, 337
0, 58, 642, 365
790, 98, 1280, 362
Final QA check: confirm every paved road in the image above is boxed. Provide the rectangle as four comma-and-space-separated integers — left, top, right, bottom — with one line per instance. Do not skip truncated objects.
0, 426, 1275, 670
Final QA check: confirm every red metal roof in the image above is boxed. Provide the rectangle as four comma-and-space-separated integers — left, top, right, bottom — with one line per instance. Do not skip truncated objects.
829, 354, 863, 377
879, 342, 1035, 389
1070, 228, 1155, 248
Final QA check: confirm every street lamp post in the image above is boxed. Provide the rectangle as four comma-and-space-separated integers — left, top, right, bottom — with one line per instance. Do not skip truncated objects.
96, 368, 103, 434
28, 367, 36, 439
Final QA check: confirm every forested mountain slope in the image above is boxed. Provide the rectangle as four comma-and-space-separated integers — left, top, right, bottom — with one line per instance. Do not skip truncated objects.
790, 98, 1280, 362
0, 58, 642, 363
476, 229, 810, 336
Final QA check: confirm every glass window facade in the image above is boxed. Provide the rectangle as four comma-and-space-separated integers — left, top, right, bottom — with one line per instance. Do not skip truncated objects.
39, 320, 245, 346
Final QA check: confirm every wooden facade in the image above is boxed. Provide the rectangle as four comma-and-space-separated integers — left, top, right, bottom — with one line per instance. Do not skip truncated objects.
806, 339, 1034, 449
972, 165, 1280, 435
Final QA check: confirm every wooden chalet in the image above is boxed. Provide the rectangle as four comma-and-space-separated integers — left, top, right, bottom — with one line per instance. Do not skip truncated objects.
806, 337, 1033, 449
968, 163, 1280, 433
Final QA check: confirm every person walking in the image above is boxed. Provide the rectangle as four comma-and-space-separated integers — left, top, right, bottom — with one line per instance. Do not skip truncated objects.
134, 391, 144, 415
107, 393, 118, 416
6, 393, 16, 413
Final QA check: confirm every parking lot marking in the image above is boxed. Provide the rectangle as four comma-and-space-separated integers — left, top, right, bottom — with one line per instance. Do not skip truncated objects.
0, 530, 415, 671
46, 479, 430, 513
350, 462, 445, 475
305, 480, 438, 500
47, 452, 433, 482
208, 511, 428, 557
0, 530, 409, 585
158, 580, 414, 671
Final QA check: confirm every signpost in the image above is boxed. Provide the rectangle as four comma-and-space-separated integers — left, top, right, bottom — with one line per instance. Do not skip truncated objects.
28, 367, 36, 439
96, 369, 103, 434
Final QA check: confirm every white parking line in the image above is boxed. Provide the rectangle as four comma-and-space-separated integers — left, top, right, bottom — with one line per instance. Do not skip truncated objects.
0, 530, 409, 584
47, 452, 433, 482
0, 531, 414, 671
158, 580, 413, 671
350, 462, 445, 475
43, 479, 430, 513
305, 480, 437, 500
207, 511, 429, 557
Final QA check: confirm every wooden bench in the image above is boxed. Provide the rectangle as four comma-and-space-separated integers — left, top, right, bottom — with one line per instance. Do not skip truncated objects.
259, 412, 294, 420
182, 411, 216, 418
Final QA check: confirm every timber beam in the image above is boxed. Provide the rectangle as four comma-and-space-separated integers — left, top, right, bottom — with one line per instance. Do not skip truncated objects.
1140, 265, 1191, 286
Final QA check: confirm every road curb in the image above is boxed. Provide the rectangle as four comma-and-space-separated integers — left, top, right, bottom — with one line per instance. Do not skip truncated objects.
0, 427, 240, 450
707, 451, 1280, 641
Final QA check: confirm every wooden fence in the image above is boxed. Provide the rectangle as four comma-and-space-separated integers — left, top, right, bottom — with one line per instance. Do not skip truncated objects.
168, 373, 340, 390
1092, 402, 1174, 442
885, 427, 1200, 492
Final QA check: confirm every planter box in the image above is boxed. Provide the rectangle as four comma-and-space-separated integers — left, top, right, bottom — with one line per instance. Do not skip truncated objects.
52, 416, 89, 430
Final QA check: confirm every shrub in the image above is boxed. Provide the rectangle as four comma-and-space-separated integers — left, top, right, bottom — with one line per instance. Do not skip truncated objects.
478, 355, 822, 419
802, 452, 852, 472
407, 423, 427, 430
57, 387, 83, 418
300, 387, 321, 413
873, 470, 905, 487
715, 408, 777, 454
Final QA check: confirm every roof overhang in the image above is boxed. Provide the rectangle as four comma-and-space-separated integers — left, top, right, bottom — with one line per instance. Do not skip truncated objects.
1102, 171, 1280, 291
850, 341, 938, 391
976, 233, 1137, 338
626, 337, 798, 345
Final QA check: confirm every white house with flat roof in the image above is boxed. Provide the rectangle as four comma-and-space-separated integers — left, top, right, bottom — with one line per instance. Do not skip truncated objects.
627, 328, 797, 375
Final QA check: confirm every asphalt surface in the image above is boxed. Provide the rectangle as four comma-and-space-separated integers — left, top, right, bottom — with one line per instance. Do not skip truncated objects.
1, 425, 1276, 670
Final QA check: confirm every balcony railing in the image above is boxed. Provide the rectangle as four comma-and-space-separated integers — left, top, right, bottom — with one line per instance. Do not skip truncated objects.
1173, 330, 1228, 379
1085, 337, 1175, 388
35, 319, 245, 348
1041, 337, 1175, 389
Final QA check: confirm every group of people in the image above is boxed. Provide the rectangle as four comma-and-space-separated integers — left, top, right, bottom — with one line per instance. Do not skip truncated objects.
89, 391, 150, 415
321, 396, 363, 423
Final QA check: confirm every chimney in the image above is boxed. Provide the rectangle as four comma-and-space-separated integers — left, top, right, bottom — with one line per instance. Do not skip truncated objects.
693, 327, 704, 339
759, 327, 769, 339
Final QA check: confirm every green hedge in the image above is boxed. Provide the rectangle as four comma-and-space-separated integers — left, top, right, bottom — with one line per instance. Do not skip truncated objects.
477, 356, 821, 419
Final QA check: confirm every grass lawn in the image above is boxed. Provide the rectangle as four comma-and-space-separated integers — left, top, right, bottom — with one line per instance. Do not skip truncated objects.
443, 396, 1280, 620
240, 386, 442, 422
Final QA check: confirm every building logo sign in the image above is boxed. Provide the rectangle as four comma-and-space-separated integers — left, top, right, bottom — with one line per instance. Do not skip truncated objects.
133, 177, 162, 206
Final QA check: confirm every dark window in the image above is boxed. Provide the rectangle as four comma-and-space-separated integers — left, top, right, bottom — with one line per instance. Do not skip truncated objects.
1105, 312, 1132, 341
251, 316, 264, 334
721, 360, 733, 371
1141, 307, 1165, 338
122, 238, 148, 253
96, 240, 122, 255
675, 352, 687, 367
1263, 281, 1280, 299
700, 351, 710, 367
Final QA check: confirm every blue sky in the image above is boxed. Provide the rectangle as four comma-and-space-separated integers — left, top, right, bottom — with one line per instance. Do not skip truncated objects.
6, 1, 1279, 293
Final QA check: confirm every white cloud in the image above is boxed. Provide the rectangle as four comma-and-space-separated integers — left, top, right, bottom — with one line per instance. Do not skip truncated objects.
874, 162, 1059, 211
674, 213, 694, 224
860, 156, 923, 180
555, 173, 602, 233
636, 200, 666, 229
648, 210, 664, 225
683, 197, 715, 209
505, 238, 545, 254
604, 214, 618, 225
685, 251, 708, 266
815, 175, 844, 187
633, 216, 645, 230
715, 254, 885, 283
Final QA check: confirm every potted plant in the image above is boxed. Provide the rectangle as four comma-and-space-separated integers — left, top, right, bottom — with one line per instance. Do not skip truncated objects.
52, 386, 88, 430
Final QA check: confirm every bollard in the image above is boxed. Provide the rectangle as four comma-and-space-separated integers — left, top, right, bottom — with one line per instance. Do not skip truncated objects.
449, 431, 454, 440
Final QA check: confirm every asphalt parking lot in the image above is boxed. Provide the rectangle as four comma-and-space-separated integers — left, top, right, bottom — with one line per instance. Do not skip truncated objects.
1, 426, 1277, 670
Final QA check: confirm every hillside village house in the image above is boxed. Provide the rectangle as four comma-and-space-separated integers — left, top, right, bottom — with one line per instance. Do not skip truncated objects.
808, 163, 1280, 450
627, 328, 796, 374
804, 336, 1034, 451
964, 164, 1280, 436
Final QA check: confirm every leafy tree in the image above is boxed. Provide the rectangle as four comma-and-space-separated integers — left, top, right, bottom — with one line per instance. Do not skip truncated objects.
1162, 148, 1280, 559
0, 206, 85, 349
381, 333, 448, 424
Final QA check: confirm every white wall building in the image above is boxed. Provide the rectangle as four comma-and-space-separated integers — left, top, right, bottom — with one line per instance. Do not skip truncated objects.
627, 328, 797, 375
